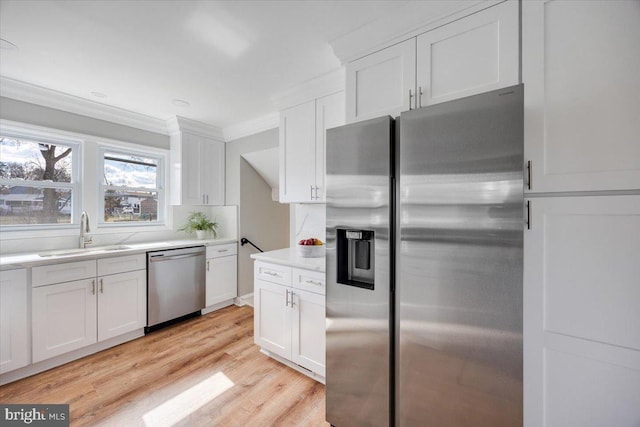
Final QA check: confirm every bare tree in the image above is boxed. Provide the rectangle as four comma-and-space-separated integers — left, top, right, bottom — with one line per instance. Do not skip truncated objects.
38, 144, 72, 223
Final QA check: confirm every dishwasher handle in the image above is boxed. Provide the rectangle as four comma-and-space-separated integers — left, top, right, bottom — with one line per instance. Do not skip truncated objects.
149, 252, 203, 262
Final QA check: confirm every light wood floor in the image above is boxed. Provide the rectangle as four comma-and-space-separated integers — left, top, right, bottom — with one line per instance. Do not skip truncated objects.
0, 305, 329, 427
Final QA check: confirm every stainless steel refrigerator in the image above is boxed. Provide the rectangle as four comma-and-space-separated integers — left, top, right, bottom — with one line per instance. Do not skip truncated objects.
326, 85, 523, 426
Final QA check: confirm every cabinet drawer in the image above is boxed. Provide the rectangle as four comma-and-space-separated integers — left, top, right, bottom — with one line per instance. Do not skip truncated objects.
32, 260, 97, 288
292, 268, 325, 296
206, 243, 237, 258
97, 254, 146, 276
255, 262, 291, 286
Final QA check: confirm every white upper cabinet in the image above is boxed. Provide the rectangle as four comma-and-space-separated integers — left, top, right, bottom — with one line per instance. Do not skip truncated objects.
523, 0, 640, 192
280, 100, 316, 203
0, 269, 29, 374
170, 117, 226, 206
346, 1, 519, 123
315, 91, 346, 201
416, 0, 518, 107
279, 91, 345, 203
346, 39, 416, 123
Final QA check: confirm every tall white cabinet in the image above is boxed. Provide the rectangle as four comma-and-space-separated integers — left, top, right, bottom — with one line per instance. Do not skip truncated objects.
346, 0, 519, 123
279, 91, 345, 203
522, 1, 640, 425
0, 269, 29, 374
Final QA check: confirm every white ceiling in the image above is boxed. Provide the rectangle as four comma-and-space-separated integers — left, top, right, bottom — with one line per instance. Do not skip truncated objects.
0, 0, 406, 131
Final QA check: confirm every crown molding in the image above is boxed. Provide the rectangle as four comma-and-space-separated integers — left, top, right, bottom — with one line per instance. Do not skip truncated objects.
0, 76, 170, 135
223, 112, 279, 142
166, 115, 224, 141
272, 67, 345, 111
330, 0, 498, 63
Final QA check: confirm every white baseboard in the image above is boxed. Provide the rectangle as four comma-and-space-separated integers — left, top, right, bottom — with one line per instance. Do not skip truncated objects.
201, 299, 235, 314
234, 292, 254, 307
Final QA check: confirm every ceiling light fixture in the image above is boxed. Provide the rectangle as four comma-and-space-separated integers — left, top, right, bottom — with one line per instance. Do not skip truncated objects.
0, 38, 18, 50
91, 91, 108, 99
172, 99, 191, 108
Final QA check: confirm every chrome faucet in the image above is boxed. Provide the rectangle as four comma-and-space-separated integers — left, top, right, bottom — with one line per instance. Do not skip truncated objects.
79, 211, 93, 248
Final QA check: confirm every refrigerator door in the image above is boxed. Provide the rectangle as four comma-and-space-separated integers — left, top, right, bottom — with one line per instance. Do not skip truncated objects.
398, 85, 524, 426
326, 116, 393, 427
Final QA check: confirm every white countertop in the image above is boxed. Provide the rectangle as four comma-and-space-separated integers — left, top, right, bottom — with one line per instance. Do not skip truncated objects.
0, 238, 237, 269
250, 247, 325, 272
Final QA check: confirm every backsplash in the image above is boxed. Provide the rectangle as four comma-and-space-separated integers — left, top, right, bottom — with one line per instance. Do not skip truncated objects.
0, 205, 237, 255
290, 204, 326, 247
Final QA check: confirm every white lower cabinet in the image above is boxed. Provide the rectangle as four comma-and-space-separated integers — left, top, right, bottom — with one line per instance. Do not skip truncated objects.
97, 270, 146, 342
32, 278, 97, 363
206, 243, 238, 308
32, 255, 146, 363
254, 261, 326, 379
0, 268, 29, 374
254, 279, 291, 357
290, 287, 325, 376
524, 195, 640, 426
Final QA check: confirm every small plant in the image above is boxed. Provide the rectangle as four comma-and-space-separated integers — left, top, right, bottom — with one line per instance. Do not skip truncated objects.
179, 211, 218, 237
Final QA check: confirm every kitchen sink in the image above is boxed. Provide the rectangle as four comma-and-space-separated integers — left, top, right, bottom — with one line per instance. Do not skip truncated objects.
38, 245, 132, 257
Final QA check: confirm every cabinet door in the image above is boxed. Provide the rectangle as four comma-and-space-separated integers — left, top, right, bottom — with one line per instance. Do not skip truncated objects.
254, 279, 291, 359
346, 38, 416, 123
291, 288, 326, 376
206, 255, 237, 307
32, 279, 97, 363
202, 138, 226, 206
524, 195, 640, 426
279, 100, 316, 202
523, 0, 640, 192
181, 132, 205, 205
416, 0, 518, 107
0, 269, 29, 374
315, 91, 345, 202
97, 270, 146, 342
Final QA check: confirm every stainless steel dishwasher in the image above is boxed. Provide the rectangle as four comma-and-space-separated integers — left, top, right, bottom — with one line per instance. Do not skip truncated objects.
147, 246, 205, 331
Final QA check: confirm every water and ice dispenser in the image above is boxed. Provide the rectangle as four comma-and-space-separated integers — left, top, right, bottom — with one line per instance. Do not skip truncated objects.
336, 229, 375, 290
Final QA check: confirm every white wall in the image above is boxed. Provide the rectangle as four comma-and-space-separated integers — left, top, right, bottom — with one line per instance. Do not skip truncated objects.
289, 204, 326, 246
226, 128, 289, 297
239, 159, 289, 295
0, 96, 169, 149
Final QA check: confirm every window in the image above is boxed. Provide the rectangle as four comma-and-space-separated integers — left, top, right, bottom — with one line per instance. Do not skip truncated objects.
99, 148, 164, 225
0, 134, 78, 228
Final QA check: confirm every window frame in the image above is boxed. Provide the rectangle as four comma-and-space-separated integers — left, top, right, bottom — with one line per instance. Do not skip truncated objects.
0, 124, 82, 232
97, 145, 166, 228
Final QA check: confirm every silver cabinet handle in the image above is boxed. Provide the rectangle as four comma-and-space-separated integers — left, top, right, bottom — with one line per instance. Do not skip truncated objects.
418, 86, 423, 108
100, 278, 104, 293
527, 160, 532, 190
207, 260, 210, 271
264, 270, 280, 277
310, 185, 314, 200
290, 291, 295, 308
217, 249, 228, 253
304, 279, 323, 286
409, 89, 414, 110
91, 279, 95, 295
285, 289, 290, 307
206, 194, 209, 204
